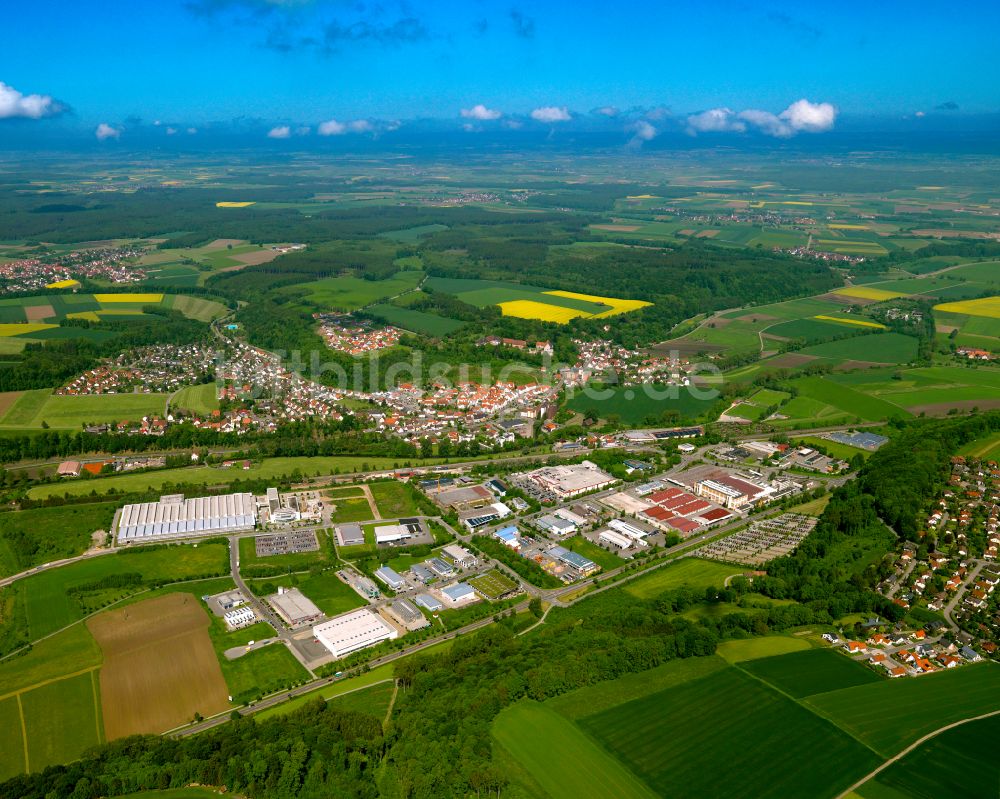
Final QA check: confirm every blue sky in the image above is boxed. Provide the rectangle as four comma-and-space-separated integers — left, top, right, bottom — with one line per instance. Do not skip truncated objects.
1, 0, 998, 141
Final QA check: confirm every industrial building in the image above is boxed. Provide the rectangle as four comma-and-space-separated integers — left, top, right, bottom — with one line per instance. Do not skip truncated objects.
386, 599, 429, 630
441, 582, 477, 606
415, 593, 443, 612
460, 501, 512, 531
313, 609, 399, 659
547, 545, 599, 576
116, 492, 257, 543
374, 523, 413, 544
375, 565, 406, 591
494, 525, 520, 549
599, 529, 638, 550
535, 514, 576, 537
525, 462, 616, 499
268, 587, 323, 627
442, 544, 476, 569
696, 475, 773, 509
337, 523, 365, 547
608, 518, 650, 542
427, 557, 455, 577
410, 563, 435, 583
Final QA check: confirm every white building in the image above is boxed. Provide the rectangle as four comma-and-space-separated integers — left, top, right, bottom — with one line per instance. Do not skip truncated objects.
608, 518, 649, 542
526, 462, 616, 499
116, 492, 257, 543
442, 544, 477, 569
313, 609, 399, 659
224, 606, 257, 629
599, 529, 636, 550
374, 524, 413, 544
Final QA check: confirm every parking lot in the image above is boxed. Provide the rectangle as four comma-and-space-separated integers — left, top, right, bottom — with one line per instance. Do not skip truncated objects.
693, 513, 817, 566
255, 531, 320, 558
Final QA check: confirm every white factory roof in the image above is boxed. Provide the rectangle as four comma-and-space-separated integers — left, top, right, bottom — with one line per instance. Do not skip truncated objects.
599, 529, 635, 549
269, 588, 322, 624
117, 492, 257, 542
374, 524, 413, 544
313, 609, 398, 659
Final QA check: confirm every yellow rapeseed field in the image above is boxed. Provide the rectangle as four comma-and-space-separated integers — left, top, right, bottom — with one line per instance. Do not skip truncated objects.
934, 296, 1000, 319
0, 323, 57, 337
543, 290, 652, 319
94, 293, 163, 304
832, 286, 906, 301
498, 300, 588, 324
45, 279, 81, 289
216, 201, 256, 208
814, 315, 887, 329
828, 224, 870, 230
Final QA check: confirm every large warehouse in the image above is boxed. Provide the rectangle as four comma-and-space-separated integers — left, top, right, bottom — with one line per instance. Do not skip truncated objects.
313, 609, 399, 659
116, 492, 257, 542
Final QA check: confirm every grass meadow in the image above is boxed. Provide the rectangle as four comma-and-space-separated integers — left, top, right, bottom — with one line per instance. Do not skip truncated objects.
624, 559, 741, 599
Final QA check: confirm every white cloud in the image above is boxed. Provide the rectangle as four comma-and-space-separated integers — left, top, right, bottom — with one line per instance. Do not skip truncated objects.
267, 125, 291, 139
779, 99, 836, 133
687, 99, 837, 137
737, 109, 790, 137
0, 81, 61, 119
686, 108, 745, 134
594, 105, 619, 117
187, 127, 198, 134
166, 126, 178, 135
347, 119, 372, 133
530, 105, 571, 123
628, 120, 657, 146
462, 122, 476, 132
915, 110, 926, 118
95, 123, 121, 141
318, 119, 346, 136
503, 119, 523, 129
461, 103, 501, 120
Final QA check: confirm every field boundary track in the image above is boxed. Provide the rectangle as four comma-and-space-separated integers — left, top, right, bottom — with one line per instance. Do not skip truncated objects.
835, 707, 1000, 799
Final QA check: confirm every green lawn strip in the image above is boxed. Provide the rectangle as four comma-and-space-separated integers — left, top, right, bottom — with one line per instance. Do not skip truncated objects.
715, 635, 813, 664
623, 558, 741, 599
493, 700, 658, 799
171, 383, 220, 414
327, 680, 395, 717
0, 389, 51, 426
27, 456, 444, 500
796, 332, 919, 365
804, 662, 1000, 757
0, 392, 170, 430
577, 666, 879, 799
0, 695, 26, 781
368, 481, 424, 517
20, 670, 101, 773
330, 497, 376, 523
791, 376, 913, 421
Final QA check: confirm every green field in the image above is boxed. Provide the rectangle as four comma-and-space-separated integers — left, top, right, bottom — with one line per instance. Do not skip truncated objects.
578, 666, 879, 799
856, 713, 1000, 799
330, 496, 376, 523
20, 669, 102, 774
742, 647, 883, 697
207, 618, 309, 704
0, 502, 116, 578
296, 271, 425, 311
368, 481, 423, 517
787, 376, 912, 423
170, 382, 220, 415
0, 695, 24, 782
805, 663, 1000, 756
797, 332, 919, 365
366, 303, 464, 336
547, 656, 729, 720
291, 570, 367, 616
467, 569, 519, 600
563, 535, 625, 570
0, 623, 101, 697
16, 542, 228, 639
0, 390, 169, 430
27, 455, 442, 500
624, 559, 740, 599
566, 384, 722, 425
493, 700, 658, 799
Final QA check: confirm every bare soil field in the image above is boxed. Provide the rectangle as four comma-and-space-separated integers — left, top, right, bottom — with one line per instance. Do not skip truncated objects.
734, 314, 777, 323
24, 305, 55, 321
591, 224, 641, 232
87, 593, 230, 739
907, 399, 1000, 415
232, 249, 283, 266
0, 391, 23, 419
205, 238, 245, 249
834, 360, 885, 371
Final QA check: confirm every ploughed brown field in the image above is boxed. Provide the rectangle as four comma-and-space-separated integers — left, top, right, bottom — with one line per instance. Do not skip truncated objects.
87, 593, 230, 739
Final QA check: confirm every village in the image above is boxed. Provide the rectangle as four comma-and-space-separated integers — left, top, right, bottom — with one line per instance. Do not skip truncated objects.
0, 244, 148, 294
